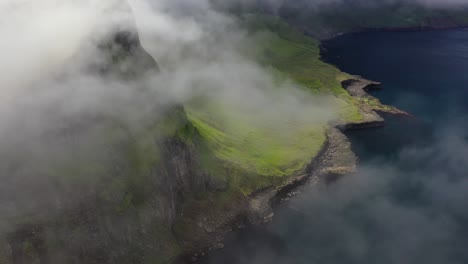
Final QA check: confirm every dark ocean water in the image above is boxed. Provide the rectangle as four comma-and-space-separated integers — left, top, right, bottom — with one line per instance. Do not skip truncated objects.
323, 29, 468, 123
322, 29, 468, 162
199, 29, 468, 264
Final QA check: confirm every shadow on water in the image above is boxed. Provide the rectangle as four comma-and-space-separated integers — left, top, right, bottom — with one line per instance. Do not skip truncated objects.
346, 113, 433, 162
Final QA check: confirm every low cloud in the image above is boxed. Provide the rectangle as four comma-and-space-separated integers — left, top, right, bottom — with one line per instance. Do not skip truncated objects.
203, 119, 468, 264
0, 0, 337, 239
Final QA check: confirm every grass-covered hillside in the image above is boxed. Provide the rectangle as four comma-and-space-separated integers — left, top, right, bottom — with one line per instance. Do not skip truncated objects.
184, 16, 362, 195
167, 15, 364, 261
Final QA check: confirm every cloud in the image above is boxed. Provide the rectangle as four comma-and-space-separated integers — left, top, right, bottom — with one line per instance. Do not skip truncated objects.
3, 0, 468, 262
202, 118, 468, 264
0, 0, 338, 241
257, 0, 468, 8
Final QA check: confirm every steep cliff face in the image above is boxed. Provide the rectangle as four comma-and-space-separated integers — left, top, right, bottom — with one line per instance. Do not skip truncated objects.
0, 95, 212, 263
97, 30, 160, 78
0, 1, 215, 263
7, 122, 209, 264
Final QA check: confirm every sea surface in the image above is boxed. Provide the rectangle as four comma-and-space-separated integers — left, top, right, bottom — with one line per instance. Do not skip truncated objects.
199, 29, 468, 264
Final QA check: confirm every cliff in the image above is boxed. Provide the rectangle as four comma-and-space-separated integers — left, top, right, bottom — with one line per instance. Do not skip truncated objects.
0, 1, 203, 263
0, 3, 417, 264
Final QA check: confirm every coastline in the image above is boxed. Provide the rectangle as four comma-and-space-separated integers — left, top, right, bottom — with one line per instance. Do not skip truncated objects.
174, 18, 427, 260
183, 75, 410, 263
3, 6, 466, 262
185, 20, 468, 264
245, 76, 412, 226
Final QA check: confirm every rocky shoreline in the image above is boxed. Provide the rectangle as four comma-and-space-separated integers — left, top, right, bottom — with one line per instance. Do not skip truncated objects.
182, 76, 409, 263
244, 76, 411, 225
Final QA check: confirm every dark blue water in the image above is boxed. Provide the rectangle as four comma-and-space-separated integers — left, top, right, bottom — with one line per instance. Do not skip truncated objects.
322, 29, 468, 162
323, 29, 468, 122
200, 29, 468, 264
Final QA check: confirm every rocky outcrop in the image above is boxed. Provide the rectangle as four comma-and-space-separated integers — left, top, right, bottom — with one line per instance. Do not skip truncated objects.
341, 78, 382, 97
337, 76, 411, 131
96, 30, 159, 78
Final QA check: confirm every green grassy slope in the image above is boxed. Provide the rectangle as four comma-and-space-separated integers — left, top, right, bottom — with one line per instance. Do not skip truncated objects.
245, 15, 361, 120
184, 16, 361, 194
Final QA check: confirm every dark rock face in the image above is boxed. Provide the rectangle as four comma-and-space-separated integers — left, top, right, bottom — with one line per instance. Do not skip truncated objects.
337, 76, 411, 132
1, 2, 190, 263
3, 118, 209, 263
159, 135, 210, 226
96, 29, 160, 78
337, 120, 385, 130
341, 78, 382, 97
7, 224, 47, 264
